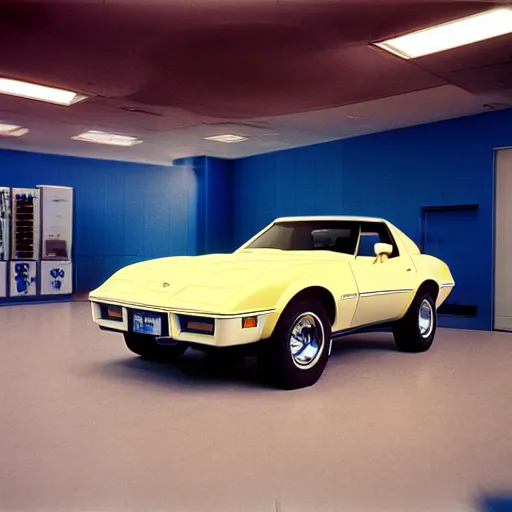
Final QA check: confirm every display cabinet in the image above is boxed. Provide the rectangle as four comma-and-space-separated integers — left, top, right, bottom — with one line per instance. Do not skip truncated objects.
0, 184, 73, 301
37, 185, 73, 260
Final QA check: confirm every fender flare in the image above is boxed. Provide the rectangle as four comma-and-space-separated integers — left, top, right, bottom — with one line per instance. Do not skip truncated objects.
261, 279, 338, 339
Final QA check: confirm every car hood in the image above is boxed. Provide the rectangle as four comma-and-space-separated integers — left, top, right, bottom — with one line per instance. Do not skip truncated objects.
89, 249, 352, 314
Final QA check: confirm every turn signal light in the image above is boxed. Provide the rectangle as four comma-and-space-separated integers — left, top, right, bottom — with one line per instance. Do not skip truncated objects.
242, 317, 257, 329
187, 321, 214, 334
107, 307, 122, 319
100, 304, 123, 322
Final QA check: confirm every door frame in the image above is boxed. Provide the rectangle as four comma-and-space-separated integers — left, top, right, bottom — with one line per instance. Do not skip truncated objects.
351, 221, 416, 327
492, 146, 512, 331
420, 204, 479, 253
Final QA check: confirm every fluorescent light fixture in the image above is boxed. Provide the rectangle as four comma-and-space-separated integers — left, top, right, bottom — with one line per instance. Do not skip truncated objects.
374, 7, 512, 59
0, 77, 87, 106
0, 122, 29, 137
204, 134, 248, 143
72, 130, 142, 147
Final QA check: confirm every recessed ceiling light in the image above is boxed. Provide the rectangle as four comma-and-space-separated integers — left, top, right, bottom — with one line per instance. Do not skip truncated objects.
0, 77, 87, 106
0, 122, 29, 137
373, 7, 512, 59
71, 130, 142, 147
204, 134, 248, 143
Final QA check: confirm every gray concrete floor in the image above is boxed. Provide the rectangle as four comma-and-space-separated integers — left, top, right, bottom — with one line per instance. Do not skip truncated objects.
0, 301, 511, 512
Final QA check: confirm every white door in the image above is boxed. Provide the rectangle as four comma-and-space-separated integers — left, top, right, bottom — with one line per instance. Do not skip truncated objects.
349, 227, 417, 327
495, 149, 512, 330
350, 255, 416, 327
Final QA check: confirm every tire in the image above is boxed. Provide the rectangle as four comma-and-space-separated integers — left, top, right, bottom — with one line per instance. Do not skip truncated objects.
257, 298, 331, 390
392, 290, 437, 353
123, 332, 188, 361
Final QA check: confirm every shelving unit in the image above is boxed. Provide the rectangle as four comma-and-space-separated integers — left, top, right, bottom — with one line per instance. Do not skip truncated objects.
0, 187, 10, 298
0, 187, 10, 262
11, 188, 40, 260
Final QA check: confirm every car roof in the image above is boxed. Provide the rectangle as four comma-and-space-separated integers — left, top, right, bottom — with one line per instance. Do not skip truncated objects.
274, 215, 388, 223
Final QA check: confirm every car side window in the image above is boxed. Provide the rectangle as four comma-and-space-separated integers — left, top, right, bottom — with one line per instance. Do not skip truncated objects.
357, 222, 400, 258
357, 232, 380, 257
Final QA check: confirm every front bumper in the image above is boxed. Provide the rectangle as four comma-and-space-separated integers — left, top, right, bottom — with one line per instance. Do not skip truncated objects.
90, 300, 274, 348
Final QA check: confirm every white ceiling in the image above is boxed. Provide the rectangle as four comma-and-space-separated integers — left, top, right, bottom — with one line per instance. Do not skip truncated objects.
0, 0, 510, 165
0, 84, 500, 165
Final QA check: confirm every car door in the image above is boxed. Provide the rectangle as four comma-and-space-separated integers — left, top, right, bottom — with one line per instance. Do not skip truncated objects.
350, 222, 416, 327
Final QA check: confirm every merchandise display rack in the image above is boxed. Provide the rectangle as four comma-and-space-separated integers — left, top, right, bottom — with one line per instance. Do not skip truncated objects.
0, 187, 9, 261
0, 184, 74, 305
12, 190, 38, 260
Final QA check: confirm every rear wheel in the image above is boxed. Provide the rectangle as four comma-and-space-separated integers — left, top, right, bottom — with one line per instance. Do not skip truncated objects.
392, 290, 437, 352
257, 298, 331, 390
123, 333, 188, 361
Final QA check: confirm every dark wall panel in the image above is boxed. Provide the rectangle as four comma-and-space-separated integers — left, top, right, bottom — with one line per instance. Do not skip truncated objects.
423, 208, 480, 329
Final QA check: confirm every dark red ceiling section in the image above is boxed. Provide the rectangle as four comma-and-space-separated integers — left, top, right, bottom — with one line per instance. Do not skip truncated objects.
0, 0, 510, 120
439, 62, 512, 98
130, 40, 444, 118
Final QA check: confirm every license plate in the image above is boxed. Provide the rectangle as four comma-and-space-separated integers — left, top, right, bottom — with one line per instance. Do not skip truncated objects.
133, 312, 162, 336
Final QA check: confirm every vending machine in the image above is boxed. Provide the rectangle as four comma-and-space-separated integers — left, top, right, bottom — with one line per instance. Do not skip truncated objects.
37, 185, 73, 260
0, 187, 10, 298
37, 185, 73, 295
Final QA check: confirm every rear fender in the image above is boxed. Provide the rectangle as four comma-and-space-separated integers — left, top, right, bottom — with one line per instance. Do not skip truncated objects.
411, 254, 455, 308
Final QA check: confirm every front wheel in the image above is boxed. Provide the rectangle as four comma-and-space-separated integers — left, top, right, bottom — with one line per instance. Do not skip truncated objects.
392, 291, 437, 352
123, 333, 188, 361
257, 298, 331, 390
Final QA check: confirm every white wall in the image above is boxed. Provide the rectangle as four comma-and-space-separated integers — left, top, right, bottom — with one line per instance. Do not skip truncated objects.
494, 149, 512, 330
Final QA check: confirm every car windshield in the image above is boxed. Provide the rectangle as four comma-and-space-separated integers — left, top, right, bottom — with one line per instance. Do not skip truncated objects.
244, 220, 360, 255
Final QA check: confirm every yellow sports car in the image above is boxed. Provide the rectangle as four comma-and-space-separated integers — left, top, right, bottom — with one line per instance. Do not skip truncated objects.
89, 216, 455, 389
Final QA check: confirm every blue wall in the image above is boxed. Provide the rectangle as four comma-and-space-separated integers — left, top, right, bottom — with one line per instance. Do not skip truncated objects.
203, 156, 234, 254
3, 108, 511, 328
174, 156, 233, 255
231, 109, 512, 330
0, 149, 198, 292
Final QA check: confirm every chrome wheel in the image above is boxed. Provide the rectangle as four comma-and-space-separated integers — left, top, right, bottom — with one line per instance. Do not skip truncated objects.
418, 299, 434, 338
289, 312, 325, 370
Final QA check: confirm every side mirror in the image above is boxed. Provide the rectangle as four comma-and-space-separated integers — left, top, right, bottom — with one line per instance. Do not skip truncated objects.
374, 242, 393, 257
